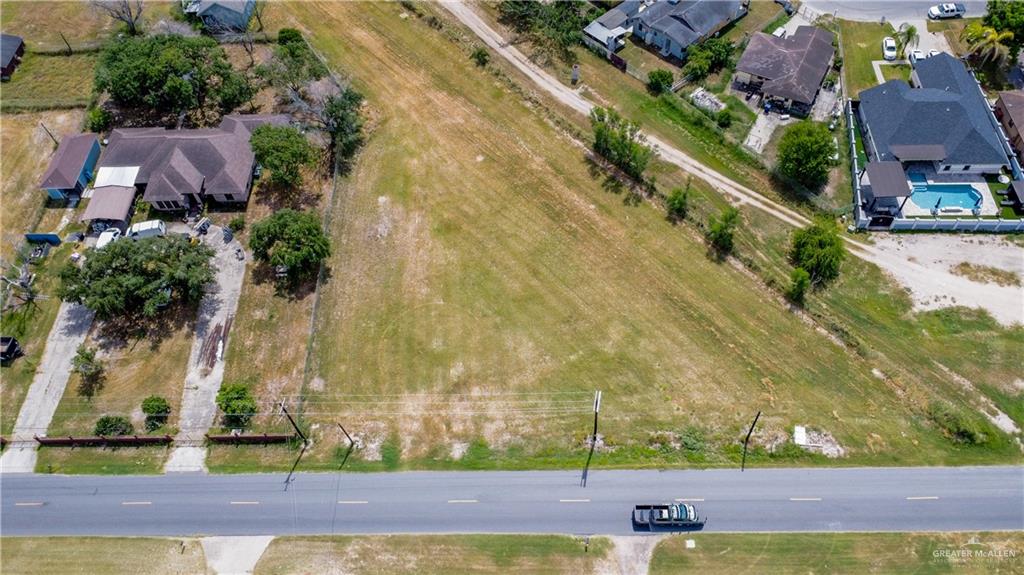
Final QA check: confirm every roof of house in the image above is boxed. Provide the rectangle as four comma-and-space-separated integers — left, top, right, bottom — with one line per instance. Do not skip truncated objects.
998, 90, 1024, 129
1010, 180, 1024, 204
865, 161, 910, 198
38, 133, 98, 190
1, 34, 23, 69
80, 186, 136, 222
858, 53, 1007, 167
99, 114, 288, 203
735, 26, 835, 105
194, 0, 252, 16
637, 0, 742, 50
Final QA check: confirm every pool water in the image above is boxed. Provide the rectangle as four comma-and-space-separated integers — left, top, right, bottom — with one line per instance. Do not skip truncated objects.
908, 182, 982, 210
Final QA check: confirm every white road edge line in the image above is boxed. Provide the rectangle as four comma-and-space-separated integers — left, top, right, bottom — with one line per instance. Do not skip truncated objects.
906, 496, 940, 500
337, 500, 369, 504
121, 501, 152, 506
675, 498, 705, 502
229, 501, 260, 505
447, 499, 479, 504
559, 499, 591, 503
789, 497, 823, 501
14, 502, 44, 507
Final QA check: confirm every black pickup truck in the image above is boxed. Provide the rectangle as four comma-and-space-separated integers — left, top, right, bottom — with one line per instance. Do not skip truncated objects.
632, 503, 705, 531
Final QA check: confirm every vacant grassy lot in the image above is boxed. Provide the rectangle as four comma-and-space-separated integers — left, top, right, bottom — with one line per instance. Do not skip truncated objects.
0, 1, 175, 52
650, 531, 1024, 574
839, 20, 896, 97
0, 537, 205, 575
0, 53, 96, 111
255, 535, 611, 575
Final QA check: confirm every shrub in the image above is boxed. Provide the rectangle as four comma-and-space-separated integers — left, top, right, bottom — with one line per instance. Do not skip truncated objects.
683, 53, 711, 80
927, 400, 991, 445
228, 216, 246, 233
141, 395, 171, 431
716, 109, 732, 128
666, 184, 690, 221
706, 206, 740, 256
786, 267, 811, 304
95, 415, 133, 436
590, 106, 653, 181
471, 47, 490, 67
790, 221, 846, 285
86, 107, 112, 133
647, 69, 674, 94
216, 383, 257, 429
679, 426, 705, 452
683, 37, 733, 80
277, 28, 304, 46
72, 345, 105, 398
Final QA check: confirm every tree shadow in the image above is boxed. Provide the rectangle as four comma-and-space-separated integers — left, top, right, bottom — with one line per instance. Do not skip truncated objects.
252, 178, 323, 212
93, 300, 197, 353
584, 154, 646, 206
249, 261, 323, 301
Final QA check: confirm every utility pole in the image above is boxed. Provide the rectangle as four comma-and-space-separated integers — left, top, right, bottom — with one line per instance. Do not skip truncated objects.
581, 391, 602, 487
741, 410, 762, 472
280, 402, 307, 445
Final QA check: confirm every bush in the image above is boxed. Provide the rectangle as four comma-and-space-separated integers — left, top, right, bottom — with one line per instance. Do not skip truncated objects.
706, 206, 740, 256
679, 426, 705, 453
95, 415, 133, 436
590, 107, 654, 181
72, 345, 105, 398
683, 53, 711, 80
86, 107, 112, 133
786, 267, 811, 304
716, 109, 732, 128
927, 400, 991, 445
790, 221, 846, 285
277, 28, 304, 46
471, 47, 490, 67
777, 121, 833, 189
666, 183, 690, 221
647, 69, 674, 94
216, 383, 257, 429
141, 395, 171, 431
228, 216, 246, 233
683, 37, 733, 80
497, 0, 597, 63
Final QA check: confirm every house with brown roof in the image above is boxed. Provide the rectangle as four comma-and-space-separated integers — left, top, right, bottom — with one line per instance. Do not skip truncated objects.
38, 133, 101, 200
734, 26, 835, 114
994, 90, 1024, 165
95, 114, 288, 211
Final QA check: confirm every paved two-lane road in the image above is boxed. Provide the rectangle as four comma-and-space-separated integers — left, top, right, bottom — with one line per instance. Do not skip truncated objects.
2, 467, 1021, 536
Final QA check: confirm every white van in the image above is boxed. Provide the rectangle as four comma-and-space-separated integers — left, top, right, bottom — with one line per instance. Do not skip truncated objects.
127, 219, 166, 240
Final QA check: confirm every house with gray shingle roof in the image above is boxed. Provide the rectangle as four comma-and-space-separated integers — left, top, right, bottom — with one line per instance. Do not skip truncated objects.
96, 114, 288, 211
858, 53, 1008, 175
1, 33, 25, 81
182, 0, 255, 32
734, 26, 834, 113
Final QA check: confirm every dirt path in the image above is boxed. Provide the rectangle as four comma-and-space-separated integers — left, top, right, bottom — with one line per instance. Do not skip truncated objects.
165, 226, 246, 473
442, 1, 1023, 326
202, 536, 274, 575
605, 536, 664, 575
0, 303, 94, 473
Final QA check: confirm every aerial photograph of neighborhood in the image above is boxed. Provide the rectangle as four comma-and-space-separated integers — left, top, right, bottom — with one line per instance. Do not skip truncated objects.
0, 0, 1021, 573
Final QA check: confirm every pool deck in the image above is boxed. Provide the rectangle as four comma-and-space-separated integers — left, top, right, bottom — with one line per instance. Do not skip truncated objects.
899, 177, 999, 218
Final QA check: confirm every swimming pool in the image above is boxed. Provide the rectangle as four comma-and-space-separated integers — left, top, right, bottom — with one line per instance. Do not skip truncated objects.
908, 183, 983, 210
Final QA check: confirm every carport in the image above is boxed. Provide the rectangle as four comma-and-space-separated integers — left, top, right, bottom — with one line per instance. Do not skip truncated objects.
80, 185, 136, 230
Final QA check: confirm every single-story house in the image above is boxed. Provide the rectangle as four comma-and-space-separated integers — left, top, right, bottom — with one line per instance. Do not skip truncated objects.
994, 90, 1024, 165
79, 185, 137, 230
2, 33, 25, 81
858, 53, 1008, 175
183, 0, 255, 32
38, 133, 101, 200
734, 26, 835, 114
95, 114, 288, 211
583, 0, 645, 54
633, 0, 746, 60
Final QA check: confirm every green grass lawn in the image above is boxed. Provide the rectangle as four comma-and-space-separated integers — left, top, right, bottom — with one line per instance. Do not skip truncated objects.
255, 535, 611, 574
722, 0, 785, 42
879, 63, 911, 83
0, 53, 96, 111
35, 446, 167, 474
650, 532, 1024, 574
839, 20, 896, 97
0, 537, 205, 575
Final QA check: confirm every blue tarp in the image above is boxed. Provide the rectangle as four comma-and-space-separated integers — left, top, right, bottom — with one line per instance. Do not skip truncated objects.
24, 233, 61, 245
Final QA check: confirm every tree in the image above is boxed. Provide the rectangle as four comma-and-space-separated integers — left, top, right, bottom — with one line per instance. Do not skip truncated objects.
92, 0, 144, 36
95, 415, 133, 436
321, 87, 365, 162
216, 383, 257, 428
249, 210, 331, 283
58, 235, 215, 321
683, 37, 733, 80
706, 206, 739, 256
895, 23, 919, 57
984, 0, 1024, 60
249, 125, 315, 188
963, 23, 1015, 64
471, 47, 490, 67
716, 109, 732, 128
590, 107, 654, 181
497, 0, 596, 63
95, 35, 252, 118
72, 345, 106, 399
257, 29, 326, 94
666, 182, 690, 221
776, 121, 833, 189
683, 52, 711, 81
647, 69, 674, 94
786, 267, 811, 304
789, 221, 846, 285
141, 395, 171, 431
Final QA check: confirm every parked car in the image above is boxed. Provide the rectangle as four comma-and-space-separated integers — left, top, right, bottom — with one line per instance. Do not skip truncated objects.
883, 37, 898, 61
633, 504, 705, 531
95, 228, 122, 249
772, 27, 786, 39
909, 49, 926, 64
928, 49, 941, 58
127, 219, 166, 240
928, 3, 965, 19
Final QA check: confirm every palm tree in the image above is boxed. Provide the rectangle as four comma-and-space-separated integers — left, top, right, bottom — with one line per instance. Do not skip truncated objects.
896, 23, 919, 58
965, 26, 1015, 65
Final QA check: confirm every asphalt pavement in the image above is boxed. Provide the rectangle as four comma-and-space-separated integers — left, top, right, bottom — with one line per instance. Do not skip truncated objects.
2, 467, 1021, 537
802, 0, 987, 22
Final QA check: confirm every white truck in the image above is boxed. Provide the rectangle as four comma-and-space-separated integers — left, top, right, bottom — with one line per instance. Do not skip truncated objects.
928, 3, 966, 19
127, 219, 166, 240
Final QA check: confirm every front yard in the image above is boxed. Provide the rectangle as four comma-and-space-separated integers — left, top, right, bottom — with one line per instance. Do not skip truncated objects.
839, 20, 897, 97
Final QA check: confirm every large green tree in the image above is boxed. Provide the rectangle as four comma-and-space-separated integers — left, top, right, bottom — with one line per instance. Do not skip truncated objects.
789, 221, 846, 285
984, 0, 1024, 59
257, 28, 327, 93
58, 236, 215, 320
776, 121, 833, 189
590, 107, 653, 181
249, 209, 331, 282
250, 125, 315, 188
321, 87, 365, 162
95, 35, 252, 117
216, 383, 257, 429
